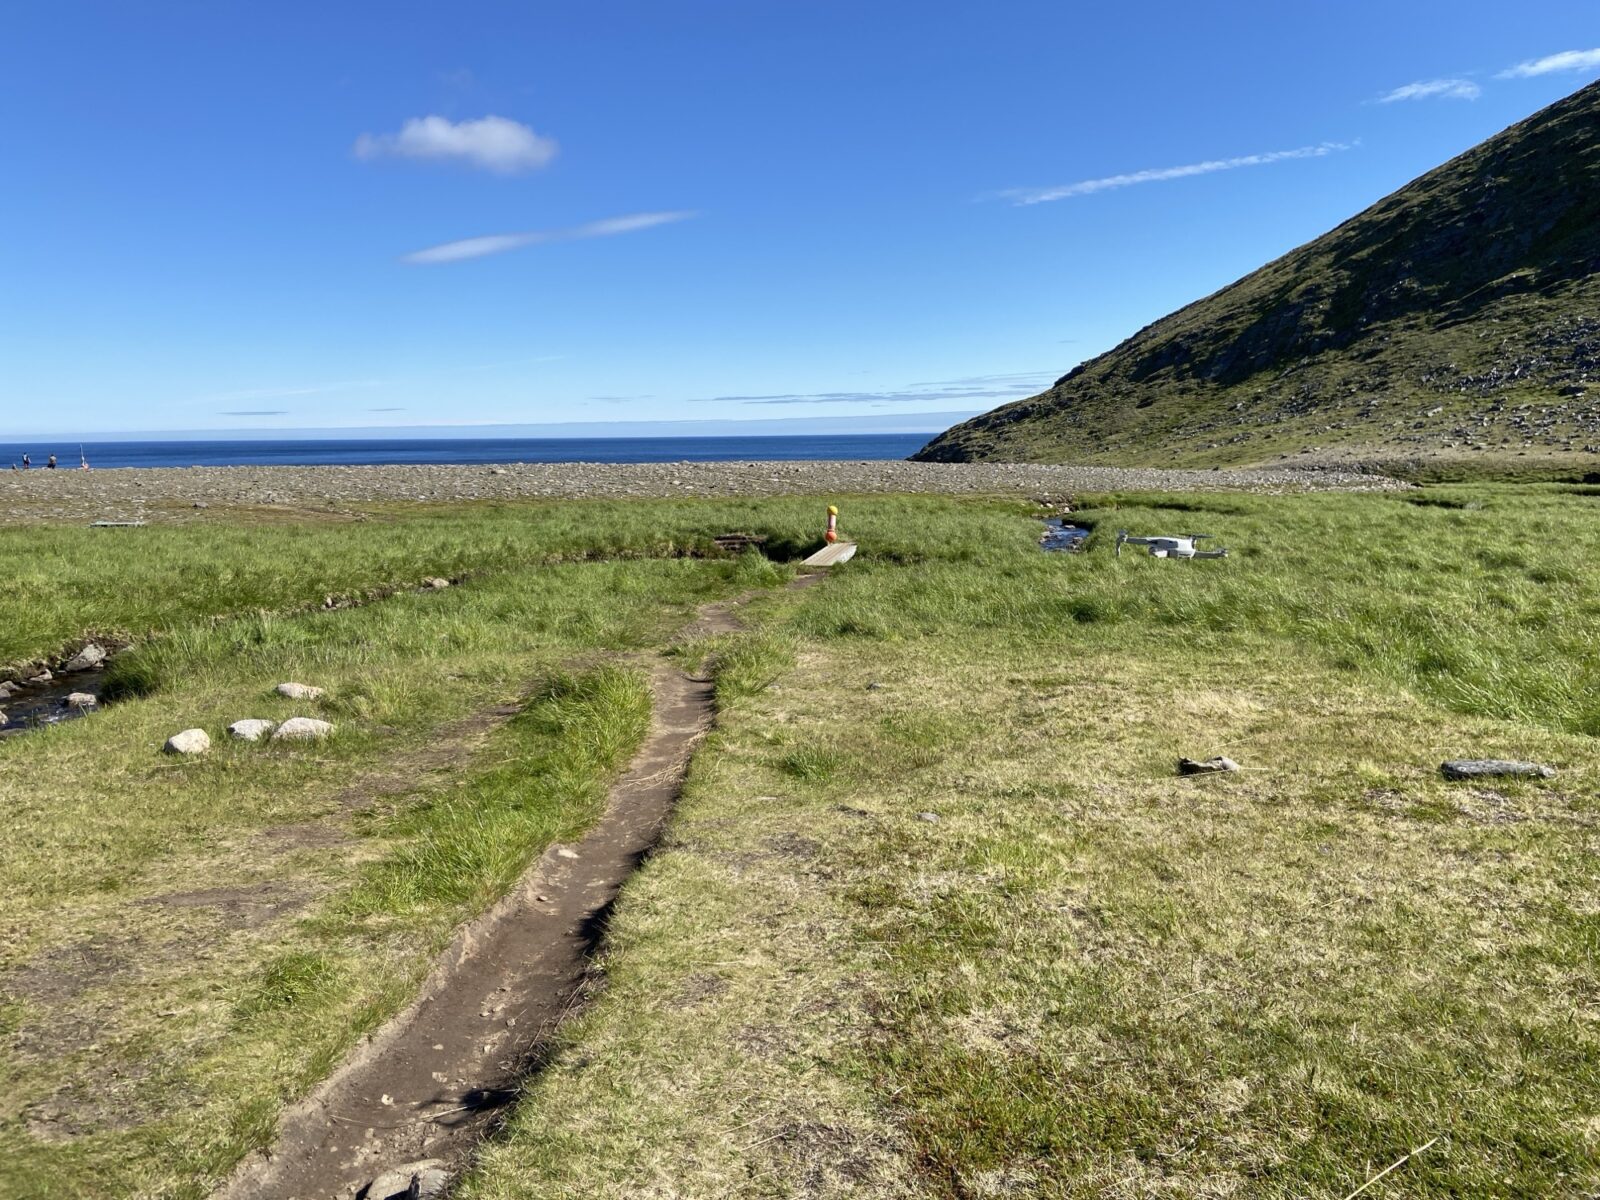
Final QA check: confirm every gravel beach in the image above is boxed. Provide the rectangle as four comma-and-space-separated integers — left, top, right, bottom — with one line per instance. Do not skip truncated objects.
0, 459, 1409, 524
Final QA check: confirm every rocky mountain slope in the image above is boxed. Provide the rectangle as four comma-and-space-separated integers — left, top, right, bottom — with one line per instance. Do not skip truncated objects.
915, 81, 1600, 473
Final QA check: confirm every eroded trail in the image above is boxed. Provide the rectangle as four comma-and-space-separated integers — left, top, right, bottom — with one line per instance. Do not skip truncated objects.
217, 582, 810, 1200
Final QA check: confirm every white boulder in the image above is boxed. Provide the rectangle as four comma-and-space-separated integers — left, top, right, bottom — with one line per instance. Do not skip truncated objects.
273, 717, 334, 742
228, 719, 277, 742
63, 644, 108, 672
164, 729, 211, 756
275, 682, 325, 700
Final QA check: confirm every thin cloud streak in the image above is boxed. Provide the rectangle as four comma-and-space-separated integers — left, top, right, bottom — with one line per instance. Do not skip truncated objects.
402, 211, 696, 265
997, 142, 1355, 205
1498, 48, 1600, 78
1378, 78, 1481, 102
205, 380, 383, 403
687, 371, 1058, 407
218, 410, 289, 416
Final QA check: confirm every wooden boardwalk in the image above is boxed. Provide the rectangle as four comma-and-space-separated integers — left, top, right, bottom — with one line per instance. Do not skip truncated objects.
801, 541, 857, 567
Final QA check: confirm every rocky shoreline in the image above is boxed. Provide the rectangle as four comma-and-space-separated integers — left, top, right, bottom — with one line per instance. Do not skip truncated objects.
0, 459, 1409, 523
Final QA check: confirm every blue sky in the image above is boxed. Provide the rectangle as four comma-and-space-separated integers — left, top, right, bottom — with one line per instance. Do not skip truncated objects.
3, 1, 1596, 436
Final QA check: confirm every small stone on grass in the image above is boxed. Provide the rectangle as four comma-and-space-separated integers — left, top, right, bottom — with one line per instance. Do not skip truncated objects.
164, 729, 211, 756
1178, 756, 1240, 775
1441, 758, 1555, 781
275, 682, 325, 700
273, 717, 334, 742
228, 719, 277, 741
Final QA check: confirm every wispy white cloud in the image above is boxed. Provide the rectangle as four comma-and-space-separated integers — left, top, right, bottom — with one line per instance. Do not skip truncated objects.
402, 211, 696, 265
1497, 48, 1600, 78
1378, 78, 1481, 102
996, 142, 1355, 205
354, 114, 557, 174
685, 371, 1058, 407
206, 380, 383, 403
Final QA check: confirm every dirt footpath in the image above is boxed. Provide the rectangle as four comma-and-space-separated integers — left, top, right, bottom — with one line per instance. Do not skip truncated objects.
214, 584, 812, 1200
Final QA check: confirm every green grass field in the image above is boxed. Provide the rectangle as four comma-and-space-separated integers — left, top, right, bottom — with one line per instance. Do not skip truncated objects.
3, 488, 1597, 1198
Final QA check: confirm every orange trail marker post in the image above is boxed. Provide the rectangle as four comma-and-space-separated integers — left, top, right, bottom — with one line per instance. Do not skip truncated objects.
803, 505, 857, 566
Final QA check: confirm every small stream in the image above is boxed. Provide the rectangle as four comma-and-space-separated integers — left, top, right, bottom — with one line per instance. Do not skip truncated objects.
0, 667, 108, 739
1040, 518, 1091, 552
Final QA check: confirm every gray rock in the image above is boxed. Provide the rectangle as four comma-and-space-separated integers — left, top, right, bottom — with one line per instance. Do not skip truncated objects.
27, 670, 52, 685
422, 577, 451, 590
917, 811, 941, 823
364, 1160, 448, 1199
164, 729, 211, 756
63, 643, 107, 672
275, 682, 325, 700
1441, 759, 1555, 781
228, 718, 277, 741
0, 709, 8, 727
0, 681, 19, 699
1178, 756, 1240, 775
64, 692, 97, 709
273, 716, 334, 742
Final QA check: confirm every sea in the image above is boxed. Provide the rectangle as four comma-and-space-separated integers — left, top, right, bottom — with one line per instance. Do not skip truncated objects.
0, 433, 929, 470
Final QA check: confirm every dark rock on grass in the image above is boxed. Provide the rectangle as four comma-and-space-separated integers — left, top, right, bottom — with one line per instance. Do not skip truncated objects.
1441, 758, 1555, 780
1178, 756, 1240, 775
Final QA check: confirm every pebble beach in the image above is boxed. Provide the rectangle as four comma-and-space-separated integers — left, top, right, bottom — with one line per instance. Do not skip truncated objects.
0, 459, 1410, 524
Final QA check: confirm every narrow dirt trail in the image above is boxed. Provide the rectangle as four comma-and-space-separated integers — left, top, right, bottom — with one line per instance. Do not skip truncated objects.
216, 577, 818, 1200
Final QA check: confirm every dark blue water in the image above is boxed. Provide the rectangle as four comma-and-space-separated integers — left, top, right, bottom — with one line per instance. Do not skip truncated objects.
0, 434, 929, 470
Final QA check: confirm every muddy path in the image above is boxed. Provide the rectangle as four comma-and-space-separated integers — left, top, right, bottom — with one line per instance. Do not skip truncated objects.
215, 574, 820, 1200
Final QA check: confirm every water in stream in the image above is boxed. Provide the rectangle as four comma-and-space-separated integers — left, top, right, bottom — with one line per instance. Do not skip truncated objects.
0, 668, 107, 738
1040, 518, 1091, 552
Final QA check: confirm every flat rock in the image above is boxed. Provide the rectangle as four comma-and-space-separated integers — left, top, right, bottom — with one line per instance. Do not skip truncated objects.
364, 1159, 448, 1199
275, 682, 324, 700
62, 643, 107, 672
1178, 756, 1240, 775
273, 716, 334, 742
0, 681, 18, 699
422, 577, 451, 589
164, 729, 211, 756
64, 693, 97, 708
1441, 758, 1555, 781
228, 718, 277, 741
27, 670, 52, 684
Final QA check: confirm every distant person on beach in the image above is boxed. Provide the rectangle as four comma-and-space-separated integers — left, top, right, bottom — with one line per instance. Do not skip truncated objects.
46, 455, 57, 469
21, 454, 30, 469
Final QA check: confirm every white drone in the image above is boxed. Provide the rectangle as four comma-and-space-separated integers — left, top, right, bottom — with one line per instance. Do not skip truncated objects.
1115, 531, 1228, 559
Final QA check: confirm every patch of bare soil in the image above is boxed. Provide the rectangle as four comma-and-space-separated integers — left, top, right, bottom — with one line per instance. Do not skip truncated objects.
140, 882, 311, 931
214, 574, 823, 1200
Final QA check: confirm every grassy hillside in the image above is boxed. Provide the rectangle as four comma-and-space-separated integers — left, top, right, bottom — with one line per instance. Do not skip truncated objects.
915, 81, 1600, 475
